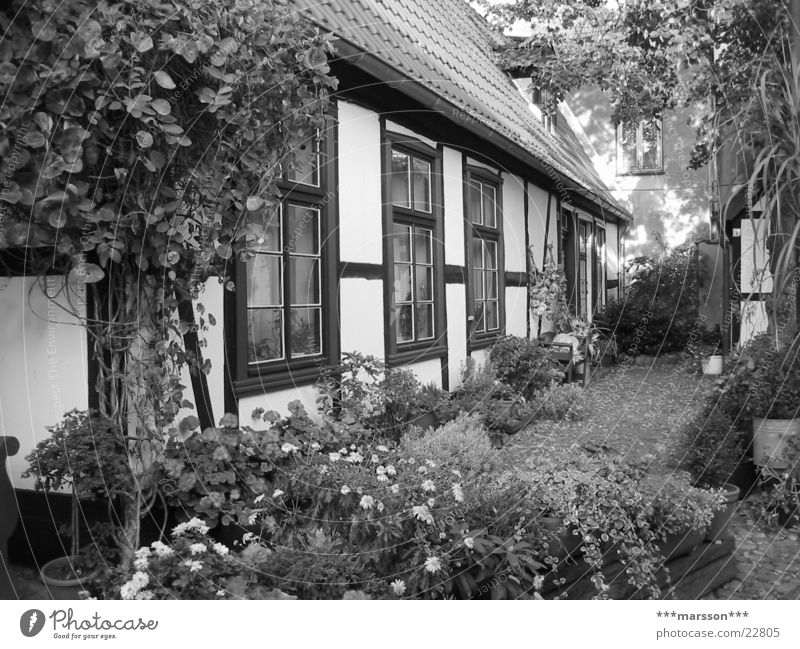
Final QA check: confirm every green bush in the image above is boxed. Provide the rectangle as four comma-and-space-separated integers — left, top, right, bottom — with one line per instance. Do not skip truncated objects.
533, 382, 586, 421
489, 335, 561, 399
399, 413, 494, 474
594, 246, 698, 357
679, 406, 748, 488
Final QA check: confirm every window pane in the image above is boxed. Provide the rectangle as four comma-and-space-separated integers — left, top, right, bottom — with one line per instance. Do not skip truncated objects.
255, 213, 281, 252
287, 139, 319, 186
416, 303, 434, 340
393, 223, 411, 262
285, 205, 319, 255
473, 301, 485, 332
412, 158, 431, 212
641, 120, 662, 170
391, 151, 410, 207
395, 304, 414, 342
414, 227, 432, 264
248, 309, 283, 363
394, 264, 412, 302
472, 238, 484, 269
416, 265, 433, 301
486, 300, 499, 330
485, 240, 497, 270
473, 268, 484, 299
618, 122, 637, 172
482, 184, 497, 228
487, 271, 498, 299
289, 257, 320, 305
247, 254, 282, 307
289, 307, 322, 357
468, 181, 482, 224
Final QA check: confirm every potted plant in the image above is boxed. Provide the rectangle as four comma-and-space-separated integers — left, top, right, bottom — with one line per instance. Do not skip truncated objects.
749, 337, 800, 469
23, 409, 135, 598
696, 326, 723, 375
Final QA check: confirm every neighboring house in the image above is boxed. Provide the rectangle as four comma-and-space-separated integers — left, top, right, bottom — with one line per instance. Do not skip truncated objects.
0, 0, 629, 559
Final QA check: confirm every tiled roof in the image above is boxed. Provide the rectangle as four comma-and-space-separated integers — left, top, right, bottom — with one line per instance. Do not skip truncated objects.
294, 0, 629, 220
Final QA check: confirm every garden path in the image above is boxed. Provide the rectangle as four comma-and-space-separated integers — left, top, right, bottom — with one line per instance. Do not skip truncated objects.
499, 358, 800, 600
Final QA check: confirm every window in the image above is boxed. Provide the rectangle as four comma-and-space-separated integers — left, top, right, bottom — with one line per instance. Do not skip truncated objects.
384, 135, 445, 362
466, 170, 503, 342
578, 220, 589, 317
531, 87, 556, 133
594, 227, 606, 313
234, 119, 338, 392
616, 119, 663, 174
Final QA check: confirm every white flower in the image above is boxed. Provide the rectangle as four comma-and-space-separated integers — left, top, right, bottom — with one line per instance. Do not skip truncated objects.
248, 512, 259, 525
216, 589, 226, 597
376, 445, 389, 453
452, 483, 464, 503
451, 469, 462, 478
391, 579, 406, 596
371, 454, 380, 463
377, 501, 385, 512
340, 485, 351, 495
408, 457, 416, 465
134, 557, 149, 570
319, 465, 329, 475
390, 484, 400, 494
310, 442, 322, 451
346, 452, 364, 464
254, 493, 265, 504
135, 546, 151, 560
533, 574, 544, 591
386, 465, 397, 476
427, 497, 436, 508
130, 571, 149, 589
412, 504, 434, 525
329, 452, 341, 462
212, 542, 230, 556
377, 474, 389, 482
183, 559, 204, 573
150, 541, 173, 557
281, 442, 299, 454
421, 480, 436, 493
376, 466, 386, 475
350, 444, 356, 450
339, 447, 349, 455
272, 489, 285, 498
417, 466, 427, 475
360, 495, 375, 510
464, 536, 474, 550
426, 460, 436, 468
189, 543, 207, 555
424, 556, 442, 574
120, 583, 137, 600
172, 517, 209, 537
136, 590, 154, 600
242, 532, 256, 544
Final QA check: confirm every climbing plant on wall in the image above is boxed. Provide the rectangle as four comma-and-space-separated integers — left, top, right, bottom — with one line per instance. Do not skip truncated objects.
0, 0, 335, 564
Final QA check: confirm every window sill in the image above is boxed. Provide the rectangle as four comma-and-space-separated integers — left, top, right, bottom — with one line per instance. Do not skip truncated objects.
469, 330, 504, 351
234, 359, 327, 397
387, 342, 447, 368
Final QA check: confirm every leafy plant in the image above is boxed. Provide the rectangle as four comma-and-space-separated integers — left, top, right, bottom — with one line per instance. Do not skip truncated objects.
533, 382, 586, 422
680, 406, 749, 489
399, 413, 494, 474
489, 335, 561, 399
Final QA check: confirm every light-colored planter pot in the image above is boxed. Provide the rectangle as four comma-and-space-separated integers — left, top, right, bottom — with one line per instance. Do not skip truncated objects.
40, 556, 100, 600
706, 483, 741, 542
701, 354, 723, 375
752, 417, 800, 468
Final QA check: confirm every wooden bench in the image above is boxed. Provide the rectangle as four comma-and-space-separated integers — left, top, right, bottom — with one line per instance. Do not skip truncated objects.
1, 436, 20, 599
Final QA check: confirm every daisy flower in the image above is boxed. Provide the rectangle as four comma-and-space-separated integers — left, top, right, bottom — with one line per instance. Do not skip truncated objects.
424, 556, 442, 574
391, 579, 406, 596
360, 495, 375, 510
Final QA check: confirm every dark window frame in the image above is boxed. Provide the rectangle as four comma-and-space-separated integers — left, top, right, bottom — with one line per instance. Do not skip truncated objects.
381, 129, 447, 366
231, 113, 340, 395
464, 165, 505, 350
616, 118, 664, 175
593, 225, 607, 313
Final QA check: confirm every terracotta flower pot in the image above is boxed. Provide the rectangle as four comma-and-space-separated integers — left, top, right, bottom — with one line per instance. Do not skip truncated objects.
40, 556, 100, 600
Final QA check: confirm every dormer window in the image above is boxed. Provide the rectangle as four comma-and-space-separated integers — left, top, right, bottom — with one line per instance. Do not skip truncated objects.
531, 86, 556, 133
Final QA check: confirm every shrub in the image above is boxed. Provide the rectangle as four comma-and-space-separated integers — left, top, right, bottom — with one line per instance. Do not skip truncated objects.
533, 382, 586, 421
594, 246, 698, 357
399, 413, 494, 474
489, 335, 561, 399
679, 406, 748, 488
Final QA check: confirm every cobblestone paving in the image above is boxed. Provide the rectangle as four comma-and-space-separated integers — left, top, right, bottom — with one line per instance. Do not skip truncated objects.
500, 358, 800, 600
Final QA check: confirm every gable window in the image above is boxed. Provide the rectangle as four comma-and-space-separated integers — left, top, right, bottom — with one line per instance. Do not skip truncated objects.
531, 86, 556, 133
383, 134, 445, 364
465, 169, 504, 344
233, 118, 339, 393
616, 119, 663, 174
